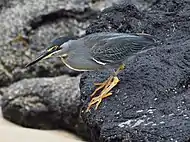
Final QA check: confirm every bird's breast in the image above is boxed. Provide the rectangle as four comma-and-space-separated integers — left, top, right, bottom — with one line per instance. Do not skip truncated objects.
63, 51, 105, 71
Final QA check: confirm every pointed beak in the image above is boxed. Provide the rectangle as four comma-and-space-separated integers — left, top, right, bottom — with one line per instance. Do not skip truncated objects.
25, 50, 53, 68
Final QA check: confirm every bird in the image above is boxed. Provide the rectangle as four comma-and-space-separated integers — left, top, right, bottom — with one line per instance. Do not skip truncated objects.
25, 32, 156, 112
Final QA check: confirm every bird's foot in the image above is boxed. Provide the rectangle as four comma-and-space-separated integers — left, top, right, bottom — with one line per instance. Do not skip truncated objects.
86, 76, 120, 112
91, 76, 113, 97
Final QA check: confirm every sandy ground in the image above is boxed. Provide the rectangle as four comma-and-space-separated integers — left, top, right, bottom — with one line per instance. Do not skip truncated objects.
0, 109, 85, 142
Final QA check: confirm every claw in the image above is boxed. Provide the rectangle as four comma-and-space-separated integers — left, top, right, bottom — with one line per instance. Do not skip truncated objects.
95, 92, 112, 110
86, 63, 124, 112
91, 76, 113, 97
90, 84, 105, 97
86, 76, 120, 112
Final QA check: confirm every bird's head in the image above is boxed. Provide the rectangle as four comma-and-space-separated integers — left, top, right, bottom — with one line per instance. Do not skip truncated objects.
25, 36, 76, 67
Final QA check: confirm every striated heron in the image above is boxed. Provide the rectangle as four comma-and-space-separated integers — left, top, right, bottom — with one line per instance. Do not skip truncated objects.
25, 32, 155, 112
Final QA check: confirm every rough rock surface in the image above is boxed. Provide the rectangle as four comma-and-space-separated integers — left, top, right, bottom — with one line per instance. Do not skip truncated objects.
0, 0, 121, 141
80, 0, 190, 141
1, 75, 89, 139
0, 0, 120, 87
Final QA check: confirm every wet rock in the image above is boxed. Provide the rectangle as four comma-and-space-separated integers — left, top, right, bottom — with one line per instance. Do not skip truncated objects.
1, 75, 89, 140
80, 0, 190, 141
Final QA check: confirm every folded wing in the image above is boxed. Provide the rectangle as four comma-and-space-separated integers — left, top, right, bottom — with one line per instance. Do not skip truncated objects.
89, 33, 156, 64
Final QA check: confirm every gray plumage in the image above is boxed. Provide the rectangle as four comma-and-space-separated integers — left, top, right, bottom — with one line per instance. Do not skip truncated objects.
24, 32, 156, 112
60, 32, 156, 71
26, 32, 156, 71
88, 33, 155, 64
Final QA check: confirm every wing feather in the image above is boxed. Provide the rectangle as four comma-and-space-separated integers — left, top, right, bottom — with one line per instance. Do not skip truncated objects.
89, 33, 155, 64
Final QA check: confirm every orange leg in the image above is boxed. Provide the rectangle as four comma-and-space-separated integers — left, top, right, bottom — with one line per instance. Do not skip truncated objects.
86, 76, 120, 112
91, 76, 113, 97
86, 64, 125, 112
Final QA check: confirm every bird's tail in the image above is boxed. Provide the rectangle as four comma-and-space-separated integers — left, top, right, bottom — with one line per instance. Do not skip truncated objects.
135, 33, 157, 45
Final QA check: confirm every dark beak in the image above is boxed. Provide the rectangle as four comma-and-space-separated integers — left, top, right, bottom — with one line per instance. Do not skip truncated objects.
25, 51, 51, 68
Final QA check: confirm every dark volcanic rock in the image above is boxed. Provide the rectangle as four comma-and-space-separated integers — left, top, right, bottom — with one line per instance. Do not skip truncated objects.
86, 0, 190, 44
80, 0, 190, 142
1, 75, 89, 140
121, 0, 158, 11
